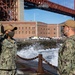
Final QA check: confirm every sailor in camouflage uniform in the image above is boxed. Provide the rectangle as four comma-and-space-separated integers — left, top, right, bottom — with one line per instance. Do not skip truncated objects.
58, 20, 75, 75
0, 24, 17, 75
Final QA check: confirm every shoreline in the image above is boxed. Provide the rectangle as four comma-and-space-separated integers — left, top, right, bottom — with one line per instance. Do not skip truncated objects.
17, 39, 63, 50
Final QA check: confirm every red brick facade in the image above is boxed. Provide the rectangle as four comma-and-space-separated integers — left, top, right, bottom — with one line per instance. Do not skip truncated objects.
0, 21, 61, 40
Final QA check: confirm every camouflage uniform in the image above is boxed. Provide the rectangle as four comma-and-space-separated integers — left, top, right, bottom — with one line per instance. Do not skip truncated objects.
58, 35, 75, 75
0, 38, 17, 75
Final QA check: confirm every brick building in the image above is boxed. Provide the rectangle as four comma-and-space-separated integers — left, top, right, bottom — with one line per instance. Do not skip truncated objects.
0, 21, 61, 40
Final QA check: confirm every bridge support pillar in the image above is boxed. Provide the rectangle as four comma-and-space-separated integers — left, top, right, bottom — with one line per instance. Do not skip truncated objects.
17, 0, 24, 21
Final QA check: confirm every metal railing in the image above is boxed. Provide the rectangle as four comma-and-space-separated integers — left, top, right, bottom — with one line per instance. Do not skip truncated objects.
16, 54, 59, 75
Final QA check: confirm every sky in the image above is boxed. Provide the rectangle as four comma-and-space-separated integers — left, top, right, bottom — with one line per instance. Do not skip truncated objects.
24, 0, 74, 24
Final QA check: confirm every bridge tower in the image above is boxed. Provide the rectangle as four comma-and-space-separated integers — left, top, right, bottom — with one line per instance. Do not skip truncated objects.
17, 0, 24, 21
74, 0, 75, 10
0, 0, 24, 21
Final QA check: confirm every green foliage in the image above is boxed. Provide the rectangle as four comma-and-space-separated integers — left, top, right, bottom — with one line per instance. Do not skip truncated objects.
17, 39, 61, 50
17, 41, 32, 50
39, 40, 57, 49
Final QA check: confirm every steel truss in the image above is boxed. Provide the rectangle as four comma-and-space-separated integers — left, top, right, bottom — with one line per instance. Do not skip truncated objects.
24, 0, 75, 18
0, 0, 18, 21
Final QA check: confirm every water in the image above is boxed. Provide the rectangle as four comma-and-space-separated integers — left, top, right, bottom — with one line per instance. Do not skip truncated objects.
17, 44, 59, 67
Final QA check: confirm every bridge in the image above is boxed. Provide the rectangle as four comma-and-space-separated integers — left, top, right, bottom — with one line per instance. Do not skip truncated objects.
0, 0, 75, 21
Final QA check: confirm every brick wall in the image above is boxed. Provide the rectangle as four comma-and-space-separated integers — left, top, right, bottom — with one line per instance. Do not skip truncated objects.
0, 21, 61, 40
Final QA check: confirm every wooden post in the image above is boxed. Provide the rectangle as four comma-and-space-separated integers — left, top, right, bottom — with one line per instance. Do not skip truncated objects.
37, 54, 44, 75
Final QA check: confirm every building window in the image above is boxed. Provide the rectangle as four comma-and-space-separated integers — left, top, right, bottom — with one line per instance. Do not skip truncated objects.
22, 27, 24, 29
54, 28, 56, 30
22, 31, 24, 34
26, 27, 27, 29
48, 32, 50, 34
29, 27, 30, 29
54, 32, 56, 34
43, 28, 45, 30
32, 31, 35, 34
41, 32, 42, 34
19, 31, 20, 34
19, 27, 20, 30
29, 31, 30, 34
32, 27, 35, 29
26, 31, 27, 34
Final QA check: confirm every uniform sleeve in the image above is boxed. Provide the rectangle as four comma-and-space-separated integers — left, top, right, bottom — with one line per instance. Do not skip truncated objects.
62, 40, 75, 74
1, 39, 17, 70
2, 39, 15, 48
